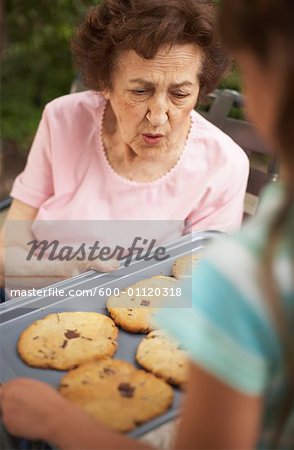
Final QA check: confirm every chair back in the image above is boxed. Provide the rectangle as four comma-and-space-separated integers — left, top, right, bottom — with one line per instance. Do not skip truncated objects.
201, 90, 279, 205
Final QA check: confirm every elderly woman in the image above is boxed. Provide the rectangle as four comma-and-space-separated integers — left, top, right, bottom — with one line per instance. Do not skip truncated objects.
0, 0, 248, 286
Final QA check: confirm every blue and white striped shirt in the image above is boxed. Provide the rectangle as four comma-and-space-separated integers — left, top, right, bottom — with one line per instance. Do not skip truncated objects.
158, 183, 294, 449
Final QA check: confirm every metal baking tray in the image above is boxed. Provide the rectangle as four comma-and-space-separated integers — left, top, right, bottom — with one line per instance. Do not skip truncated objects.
0, 231, 224, 443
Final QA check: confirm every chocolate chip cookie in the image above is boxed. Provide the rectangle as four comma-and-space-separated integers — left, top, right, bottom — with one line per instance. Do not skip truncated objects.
136, 330, 188, 387
171, 253, 200, 279
59, 359, 173, 432
18, 312, 118, 370
106, 276, 177, 333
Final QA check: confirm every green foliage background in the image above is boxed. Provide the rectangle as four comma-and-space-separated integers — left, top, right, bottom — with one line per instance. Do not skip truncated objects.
1, 0, 94, 151
1, 0, 241, 153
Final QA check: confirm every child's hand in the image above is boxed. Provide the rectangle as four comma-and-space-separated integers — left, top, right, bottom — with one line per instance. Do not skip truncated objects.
0, 378, 70, 441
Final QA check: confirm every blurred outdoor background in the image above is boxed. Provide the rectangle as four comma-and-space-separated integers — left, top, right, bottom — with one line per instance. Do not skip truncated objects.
0, 0, 242, 202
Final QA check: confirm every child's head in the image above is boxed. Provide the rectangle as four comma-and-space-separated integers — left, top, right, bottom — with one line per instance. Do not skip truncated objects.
219, 0, 294, 191
220, 2, 294, 444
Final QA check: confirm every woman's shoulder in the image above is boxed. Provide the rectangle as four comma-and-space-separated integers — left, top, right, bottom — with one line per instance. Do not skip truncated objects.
189, 109, 248, 167
43, 90, 105, 120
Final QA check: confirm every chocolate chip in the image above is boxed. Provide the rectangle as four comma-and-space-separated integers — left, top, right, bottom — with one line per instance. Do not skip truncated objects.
61, 340, 68, 349
32, 336, 39, 340
127, 308, 133, 312
103, 367, 115, 375
64, 329, 80, 339
118, 383, 135, 398
60, 383, 69, 388
147, 334, 157, 339
128, 313, 133, 316
140, 300, 150, 306
167, 377, 176, 385
135, 420, 143, 425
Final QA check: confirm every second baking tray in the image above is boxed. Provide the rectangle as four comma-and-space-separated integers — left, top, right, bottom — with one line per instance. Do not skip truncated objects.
0, 231, 223, 439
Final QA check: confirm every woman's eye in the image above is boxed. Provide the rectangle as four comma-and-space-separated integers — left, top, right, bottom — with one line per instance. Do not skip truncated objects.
132, 90, 148, 95
172, 92, 190, 98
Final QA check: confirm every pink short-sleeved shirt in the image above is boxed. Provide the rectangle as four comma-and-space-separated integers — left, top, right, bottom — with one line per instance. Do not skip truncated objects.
11, 91, 249, 243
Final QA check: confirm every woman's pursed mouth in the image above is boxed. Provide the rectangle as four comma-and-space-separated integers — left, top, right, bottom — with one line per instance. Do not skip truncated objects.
142, 133, 164, 145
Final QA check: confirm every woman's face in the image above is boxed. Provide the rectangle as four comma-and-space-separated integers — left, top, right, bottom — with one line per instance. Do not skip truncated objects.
103, 44, 202, 158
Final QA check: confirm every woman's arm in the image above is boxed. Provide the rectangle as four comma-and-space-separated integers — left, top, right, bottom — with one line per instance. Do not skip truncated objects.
0, 199, 119, 290
186, 146, 250, 233
0, 199, 37, 287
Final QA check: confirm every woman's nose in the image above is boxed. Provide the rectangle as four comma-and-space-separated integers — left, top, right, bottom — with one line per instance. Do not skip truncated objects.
146, 97, 169, 127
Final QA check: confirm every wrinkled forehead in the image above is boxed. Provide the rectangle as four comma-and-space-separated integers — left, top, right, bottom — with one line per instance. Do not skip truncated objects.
112, 44, 203, 85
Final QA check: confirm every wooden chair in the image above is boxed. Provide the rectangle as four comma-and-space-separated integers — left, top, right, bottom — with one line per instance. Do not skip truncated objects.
200, 90, 279, 217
